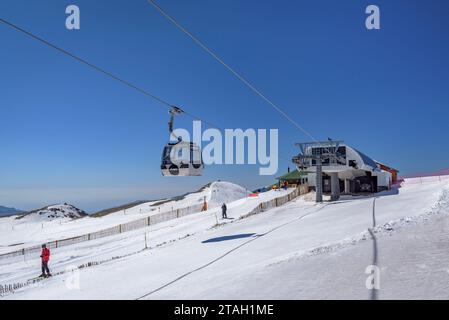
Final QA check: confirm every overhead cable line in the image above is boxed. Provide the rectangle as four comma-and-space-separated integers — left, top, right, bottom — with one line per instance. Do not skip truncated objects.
0, 17, 292, 164
147, 0, 322, 144
0, 17, 221, 130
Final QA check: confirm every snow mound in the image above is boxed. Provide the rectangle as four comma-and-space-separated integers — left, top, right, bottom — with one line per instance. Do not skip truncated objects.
17, 204, 87, 222
208, 181, 248, 208
270, 185, 449, 267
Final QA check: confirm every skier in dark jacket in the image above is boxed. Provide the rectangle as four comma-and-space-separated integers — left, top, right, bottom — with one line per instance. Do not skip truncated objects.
40, 244, 51, 278
221, 203, 227, 219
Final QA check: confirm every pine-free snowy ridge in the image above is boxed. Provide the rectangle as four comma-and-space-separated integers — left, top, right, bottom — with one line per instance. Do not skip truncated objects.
1, 176, 449, 299
16, 204, 87, 221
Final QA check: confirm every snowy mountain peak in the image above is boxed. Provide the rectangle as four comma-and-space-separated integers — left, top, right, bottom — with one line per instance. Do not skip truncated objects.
208, 181, 248, 207
17, 203, 87, 221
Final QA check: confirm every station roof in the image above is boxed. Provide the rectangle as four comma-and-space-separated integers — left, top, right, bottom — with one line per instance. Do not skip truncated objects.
352, 148, 379, 170
375, 161, 399, 173
277, 169, 309, 181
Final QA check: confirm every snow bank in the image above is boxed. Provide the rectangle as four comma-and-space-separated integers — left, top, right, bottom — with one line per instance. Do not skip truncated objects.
164, 181, 248, 209
269, 184, 449, 266
208, 181, 248, 208
372, 186, 449, 234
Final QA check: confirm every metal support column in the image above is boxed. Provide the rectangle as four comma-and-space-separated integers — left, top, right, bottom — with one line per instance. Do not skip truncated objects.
330, 172, 340, 201
316, 157, 323, 203
344, 179, 350, 195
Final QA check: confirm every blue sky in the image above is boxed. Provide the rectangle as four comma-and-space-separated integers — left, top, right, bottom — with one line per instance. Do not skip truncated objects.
1, 0, 448, 212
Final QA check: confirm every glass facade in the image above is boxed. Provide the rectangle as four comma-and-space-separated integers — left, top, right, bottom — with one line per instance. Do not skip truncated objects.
310, 146, 347, 166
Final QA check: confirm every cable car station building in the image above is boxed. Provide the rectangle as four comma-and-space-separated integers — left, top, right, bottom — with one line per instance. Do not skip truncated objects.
292, 141, 398, 201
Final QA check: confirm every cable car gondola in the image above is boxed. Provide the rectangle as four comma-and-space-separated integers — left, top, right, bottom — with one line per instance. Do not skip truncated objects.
161, 107, 204, 177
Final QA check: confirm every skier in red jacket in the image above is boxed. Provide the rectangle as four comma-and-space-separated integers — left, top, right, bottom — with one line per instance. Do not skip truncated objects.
40, 244, 52, 278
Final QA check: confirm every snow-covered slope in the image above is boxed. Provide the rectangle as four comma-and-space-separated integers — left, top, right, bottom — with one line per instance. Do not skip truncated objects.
161, 181, 248, 209
0, 181, 251, 253
93, 181, 248, 218
208, 181, 248, 207
3, 177, 449, 300
17, 204, 87, 222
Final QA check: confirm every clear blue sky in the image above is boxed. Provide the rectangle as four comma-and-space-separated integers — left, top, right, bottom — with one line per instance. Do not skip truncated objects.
1, 0, 448, 212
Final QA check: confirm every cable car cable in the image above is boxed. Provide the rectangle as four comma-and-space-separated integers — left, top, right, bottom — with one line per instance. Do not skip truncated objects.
147, 0, 322, 145
0, 17, 291, 167
0, 17, 218, 131
0, 18, 174, 110
147, 0, 337, 161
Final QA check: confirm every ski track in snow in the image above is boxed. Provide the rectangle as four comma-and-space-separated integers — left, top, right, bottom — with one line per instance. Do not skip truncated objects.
0, 184, 295, 293
266, 187, 449, 268
1, 177, 449, 299
136, 203, 329, 299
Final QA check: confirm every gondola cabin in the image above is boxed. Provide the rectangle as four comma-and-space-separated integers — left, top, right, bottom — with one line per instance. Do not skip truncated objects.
161, 140, 203, 176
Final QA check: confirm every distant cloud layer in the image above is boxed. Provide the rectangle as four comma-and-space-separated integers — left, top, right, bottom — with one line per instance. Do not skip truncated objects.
0, 185, 193, 213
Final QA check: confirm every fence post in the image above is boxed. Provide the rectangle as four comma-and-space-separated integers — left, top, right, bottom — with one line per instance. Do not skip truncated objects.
144, 233, 148, 250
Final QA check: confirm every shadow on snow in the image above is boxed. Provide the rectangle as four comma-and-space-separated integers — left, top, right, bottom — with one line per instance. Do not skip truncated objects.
202, 233, 257, 243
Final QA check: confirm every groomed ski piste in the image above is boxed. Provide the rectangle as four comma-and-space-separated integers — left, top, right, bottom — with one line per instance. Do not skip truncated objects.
1, 177, 449, 300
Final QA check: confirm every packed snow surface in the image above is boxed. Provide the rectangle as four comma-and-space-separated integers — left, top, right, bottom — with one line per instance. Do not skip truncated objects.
1, 176, 449, 299
0, 181, 248, 253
